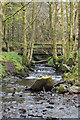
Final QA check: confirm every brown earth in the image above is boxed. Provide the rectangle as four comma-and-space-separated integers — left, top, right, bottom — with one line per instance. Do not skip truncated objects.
3, 61, 15, 75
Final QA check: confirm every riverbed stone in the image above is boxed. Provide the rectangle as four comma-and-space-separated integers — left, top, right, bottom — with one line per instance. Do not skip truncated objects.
30, 76, 54, 91
69, 86, 80, 94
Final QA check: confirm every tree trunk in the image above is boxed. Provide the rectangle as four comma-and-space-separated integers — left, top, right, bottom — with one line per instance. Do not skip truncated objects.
69, 2, 75, 55
73, 3, 78, 51
78, 2, 80, 78
22, 2, 27, 65
0, 2, 2, 53
7, 20, 10, 52
66, 1, 70, 58
49, 2, 54, 42
53, 2, 58, 62
28, 2, 36, 65
61, 1, 66, 63
12, 16, 15, 46
2, 2, 8, 51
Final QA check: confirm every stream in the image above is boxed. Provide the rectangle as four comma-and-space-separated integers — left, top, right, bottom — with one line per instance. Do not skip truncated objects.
0, 64, 79, 119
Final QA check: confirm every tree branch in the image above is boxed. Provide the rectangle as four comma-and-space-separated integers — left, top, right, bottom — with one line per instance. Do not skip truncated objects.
3, 2, 31, 22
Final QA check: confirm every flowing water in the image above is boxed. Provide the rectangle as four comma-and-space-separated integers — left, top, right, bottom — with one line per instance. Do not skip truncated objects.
0, 64, 79, 119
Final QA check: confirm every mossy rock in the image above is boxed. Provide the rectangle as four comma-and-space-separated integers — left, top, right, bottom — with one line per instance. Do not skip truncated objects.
30, 76, 54, 91
57, 85, 67, 93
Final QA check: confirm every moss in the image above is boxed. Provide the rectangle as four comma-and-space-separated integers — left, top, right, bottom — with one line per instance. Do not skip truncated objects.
0, 51, 28, 78
74, 82, 80, 86
47, 58, 54, 66
63, 63, 78, 81
0, 63, 6, 78
57, 85, 65, 93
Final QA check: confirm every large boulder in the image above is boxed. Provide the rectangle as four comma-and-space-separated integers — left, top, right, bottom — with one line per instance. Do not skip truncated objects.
30, 76, 54, 91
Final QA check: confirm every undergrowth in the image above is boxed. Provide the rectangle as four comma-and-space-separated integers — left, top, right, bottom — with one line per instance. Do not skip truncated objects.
0, 51, 23, 77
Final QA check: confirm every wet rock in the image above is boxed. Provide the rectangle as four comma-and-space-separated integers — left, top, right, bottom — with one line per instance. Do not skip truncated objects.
25, 86, 31, 90
46, 106, 54, 109
72, 95, 78, 100
36, 101, 43, 104
49, 101, 54, 105
19, 94, 23, 97
8, 111, 13, 114
19, 109, 26, 114
12, 101, 16, 104
47, 91, 52, 95
7, 108, 10, 111
29, 68, 34, 72
65, 92, 69, 95
46, 99, 50, 102
69, 86, 80, 94
10, 105, 14, 108
75, 104, 80, 108
20, 114, 26, 118
34, 114, 42, 118
62, 103, 65, 105
43, 112, 46, 115
30, 76, 54, 91
51, 87, 57, 93
28, 114, 35, 117
46, 117, 59, 120
59, 107, 64, 110
42, 109, 47, 112
67, 98, 71, 102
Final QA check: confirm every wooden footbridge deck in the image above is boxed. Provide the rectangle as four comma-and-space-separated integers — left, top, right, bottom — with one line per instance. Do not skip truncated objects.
33, 43, 63, 57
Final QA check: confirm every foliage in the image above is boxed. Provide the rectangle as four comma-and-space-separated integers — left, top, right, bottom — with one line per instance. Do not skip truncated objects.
62, 64, 72, 72
55, 61, 61, 68
0, 52, 23, 76
63, 64, 78, 81
0, 63, 6, 77
74, 82, 80, 86
47, 57, 54, 66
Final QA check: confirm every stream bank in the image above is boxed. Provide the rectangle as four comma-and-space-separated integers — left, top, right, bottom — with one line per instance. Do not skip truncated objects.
0, 52, 29, 79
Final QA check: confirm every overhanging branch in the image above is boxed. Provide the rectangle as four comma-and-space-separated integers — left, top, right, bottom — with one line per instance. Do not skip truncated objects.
3, 2, 31, 22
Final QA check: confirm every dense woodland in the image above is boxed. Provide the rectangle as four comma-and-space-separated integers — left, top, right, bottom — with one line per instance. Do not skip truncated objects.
1, 1, 80, 76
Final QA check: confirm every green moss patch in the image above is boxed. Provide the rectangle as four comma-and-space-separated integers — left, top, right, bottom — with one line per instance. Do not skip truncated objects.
57, 85, 67, 93
0, 52, 25, 77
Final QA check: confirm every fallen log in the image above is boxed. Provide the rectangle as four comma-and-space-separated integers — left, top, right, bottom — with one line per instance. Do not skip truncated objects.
54, 80, 66, 87
32, 60, 48, 64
